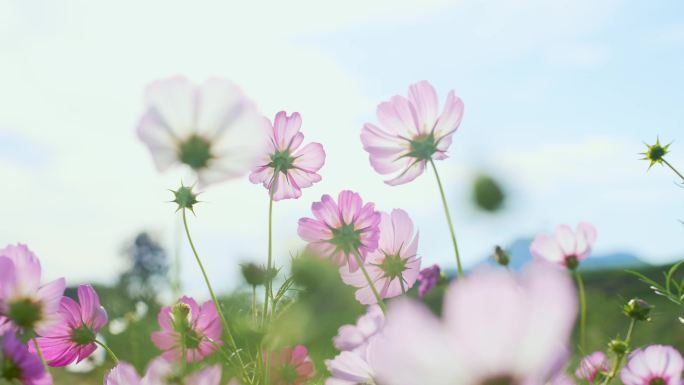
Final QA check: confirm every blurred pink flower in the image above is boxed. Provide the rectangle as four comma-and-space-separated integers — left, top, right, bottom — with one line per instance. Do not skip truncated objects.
550, 373, 576, 385
137, 76, 269, 187
0, 244, 65, 335
333, 305, 384, 354
249, 111, 325, 200
417, 264, 441, 298
372, 264, 577, 385
621, 345, 683, 385
104, 358, 221, 385
325, 349, 377, 385
267, 345, 315, 385
298, 191, 381, 272
530, 223, 597, 269
151, 296, 222, 362
1, 332, 52, 385
361, 80, 464, 185
340, 209, 421, 304
575, 352, 610, 383
33, 285, 107, 367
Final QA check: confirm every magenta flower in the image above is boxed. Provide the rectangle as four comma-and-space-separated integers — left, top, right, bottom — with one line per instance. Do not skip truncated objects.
340, 209, 421, 304
151, 296, 222, 362
249, 111, 326, 200
530, 222, 597, 269
0, 244, 65, 335
371, 264, 577, 385
104, 358, 222, 385
621, 345, 683, 385
137, 76, 269, 187
333, 305, 384, 354
1, 332, 52, 385
576, 352, 610, 383
298, 191, 381, 272
417, 264, 441, 298
267, 345, 315, 385
361, 80, 464, 185
33, 285, 107, 367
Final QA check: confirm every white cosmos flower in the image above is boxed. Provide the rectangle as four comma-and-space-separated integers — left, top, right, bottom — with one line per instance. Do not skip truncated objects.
137, 76, 269, 187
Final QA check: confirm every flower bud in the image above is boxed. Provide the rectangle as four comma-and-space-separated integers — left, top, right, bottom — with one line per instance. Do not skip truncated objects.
171, 184, 199, 212
493, 246, 510, 267
623, 298, 653, 322
640, 138, 671, 169
241, 263, 269, 286
608, 339, 628, 355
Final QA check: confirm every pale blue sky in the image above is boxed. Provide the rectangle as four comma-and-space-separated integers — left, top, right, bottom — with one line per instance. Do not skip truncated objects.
1, 0, 683, 295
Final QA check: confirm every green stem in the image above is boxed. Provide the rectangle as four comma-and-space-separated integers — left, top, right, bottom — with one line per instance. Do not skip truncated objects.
399, 274, 406, 294
602, 319, 637, 385
429, 159, 463, 277
574, 270, 587, 350
263, 195, 274, 325
352, 251, 387, 312
32, 339, 48, 370
181, 209, 246, 369
94, 340, 119, 364
663, 159, 684, 183
252, 286, 257, 323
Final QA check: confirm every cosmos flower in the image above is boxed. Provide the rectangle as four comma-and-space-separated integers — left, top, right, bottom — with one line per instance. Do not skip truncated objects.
297, 191, 381, 272
371, 264, 577, 385
151, 297, 222, 362
326, 349, 377, 385
249, 111, 326, 200
417, 264, 441, 298
333, 305, 384, 354
620, 345, 683, 385
360, 80, 464, 185
340, 209, 421, 305
267, 345, 315, 385
0, 244, 65, 335
33, 285, 107, 367
137, 76, 269, 187
530, 222, 597, 270
0, 332, 52, 385
104, 358, 222, 385
575, 352, 610, 383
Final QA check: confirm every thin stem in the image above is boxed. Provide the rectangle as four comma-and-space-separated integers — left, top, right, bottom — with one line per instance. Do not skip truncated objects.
602, 319, 637, 385
663, 159, 684, 183
574, 270, 587, 350
399, 273, 407, 294
352, 252, 387, 312
252, 286, 257, 323
94, 340, 119, 364
429, 159, 463, 277
181, 209, 245, 369
263, 195, 274, 325
32, 339, 48, 370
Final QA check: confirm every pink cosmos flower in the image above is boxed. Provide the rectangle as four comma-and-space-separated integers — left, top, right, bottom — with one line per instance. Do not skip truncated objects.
33, 285, 107, 367
333, 305, 384, 354
340, 209, 420, 305
1, 332, 52, 385
576, 352, 610, 383
0, 244, 65, 335
267, 345, 315, 385
530, 222, 597, 269
550, 373, 576, 385
361, 80, 464, 185
620, 345, 683, 385
371, 264, 577, 385
297, 191, 381, 272
417, 264, 441, 298
151, 296, 222, 362
249, 111, 326, 201
137, 76, 269, 187
104, 358, 221, 385
326, 349, 377, 385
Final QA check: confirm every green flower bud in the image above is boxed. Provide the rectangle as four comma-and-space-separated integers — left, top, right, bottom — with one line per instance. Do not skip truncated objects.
494, 246, 510, 267
608, 339, 628, 355
640, 138, 671, 170
623, 298, 653, 322
170, 184, 200, 213
241, 263, 268, 286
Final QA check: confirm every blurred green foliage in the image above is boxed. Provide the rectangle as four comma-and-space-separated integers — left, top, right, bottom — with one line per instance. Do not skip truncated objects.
472, 174, 505, 212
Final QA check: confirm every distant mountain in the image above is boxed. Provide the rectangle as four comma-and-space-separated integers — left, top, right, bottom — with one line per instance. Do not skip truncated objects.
474, 237, 649, 271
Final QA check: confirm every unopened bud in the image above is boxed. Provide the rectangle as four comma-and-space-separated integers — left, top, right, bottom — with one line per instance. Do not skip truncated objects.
241, 263, 268, 286
640, 138, 671, 170
170, 184, 199, 212
494, 246, 510, 267
623, 298, 653, 321
608, 339, 628, 355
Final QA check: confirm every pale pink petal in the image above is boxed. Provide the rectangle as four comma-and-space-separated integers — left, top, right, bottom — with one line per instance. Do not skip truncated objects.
338, 191, 362, 225
530, 234, 564, 264
105, 363, 141, 385
575, 222, 598, 260
150, 331, 176, 351
385, 160, 426, 186
297, 218, 331, 243
185, 365, 222, 385
312, 194, 342, 228
0, 244, 42, 297
376, 96, 419, 137
142, 357, 173, 385
136, 111, 179, 172
288, 169, 322, 190
76, 285, 100, 326
293, 142, 325, 172
554, 225, 577, 256
272, 111, 303, 151
433, 91, 464, 139
407, 81, 439, 133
